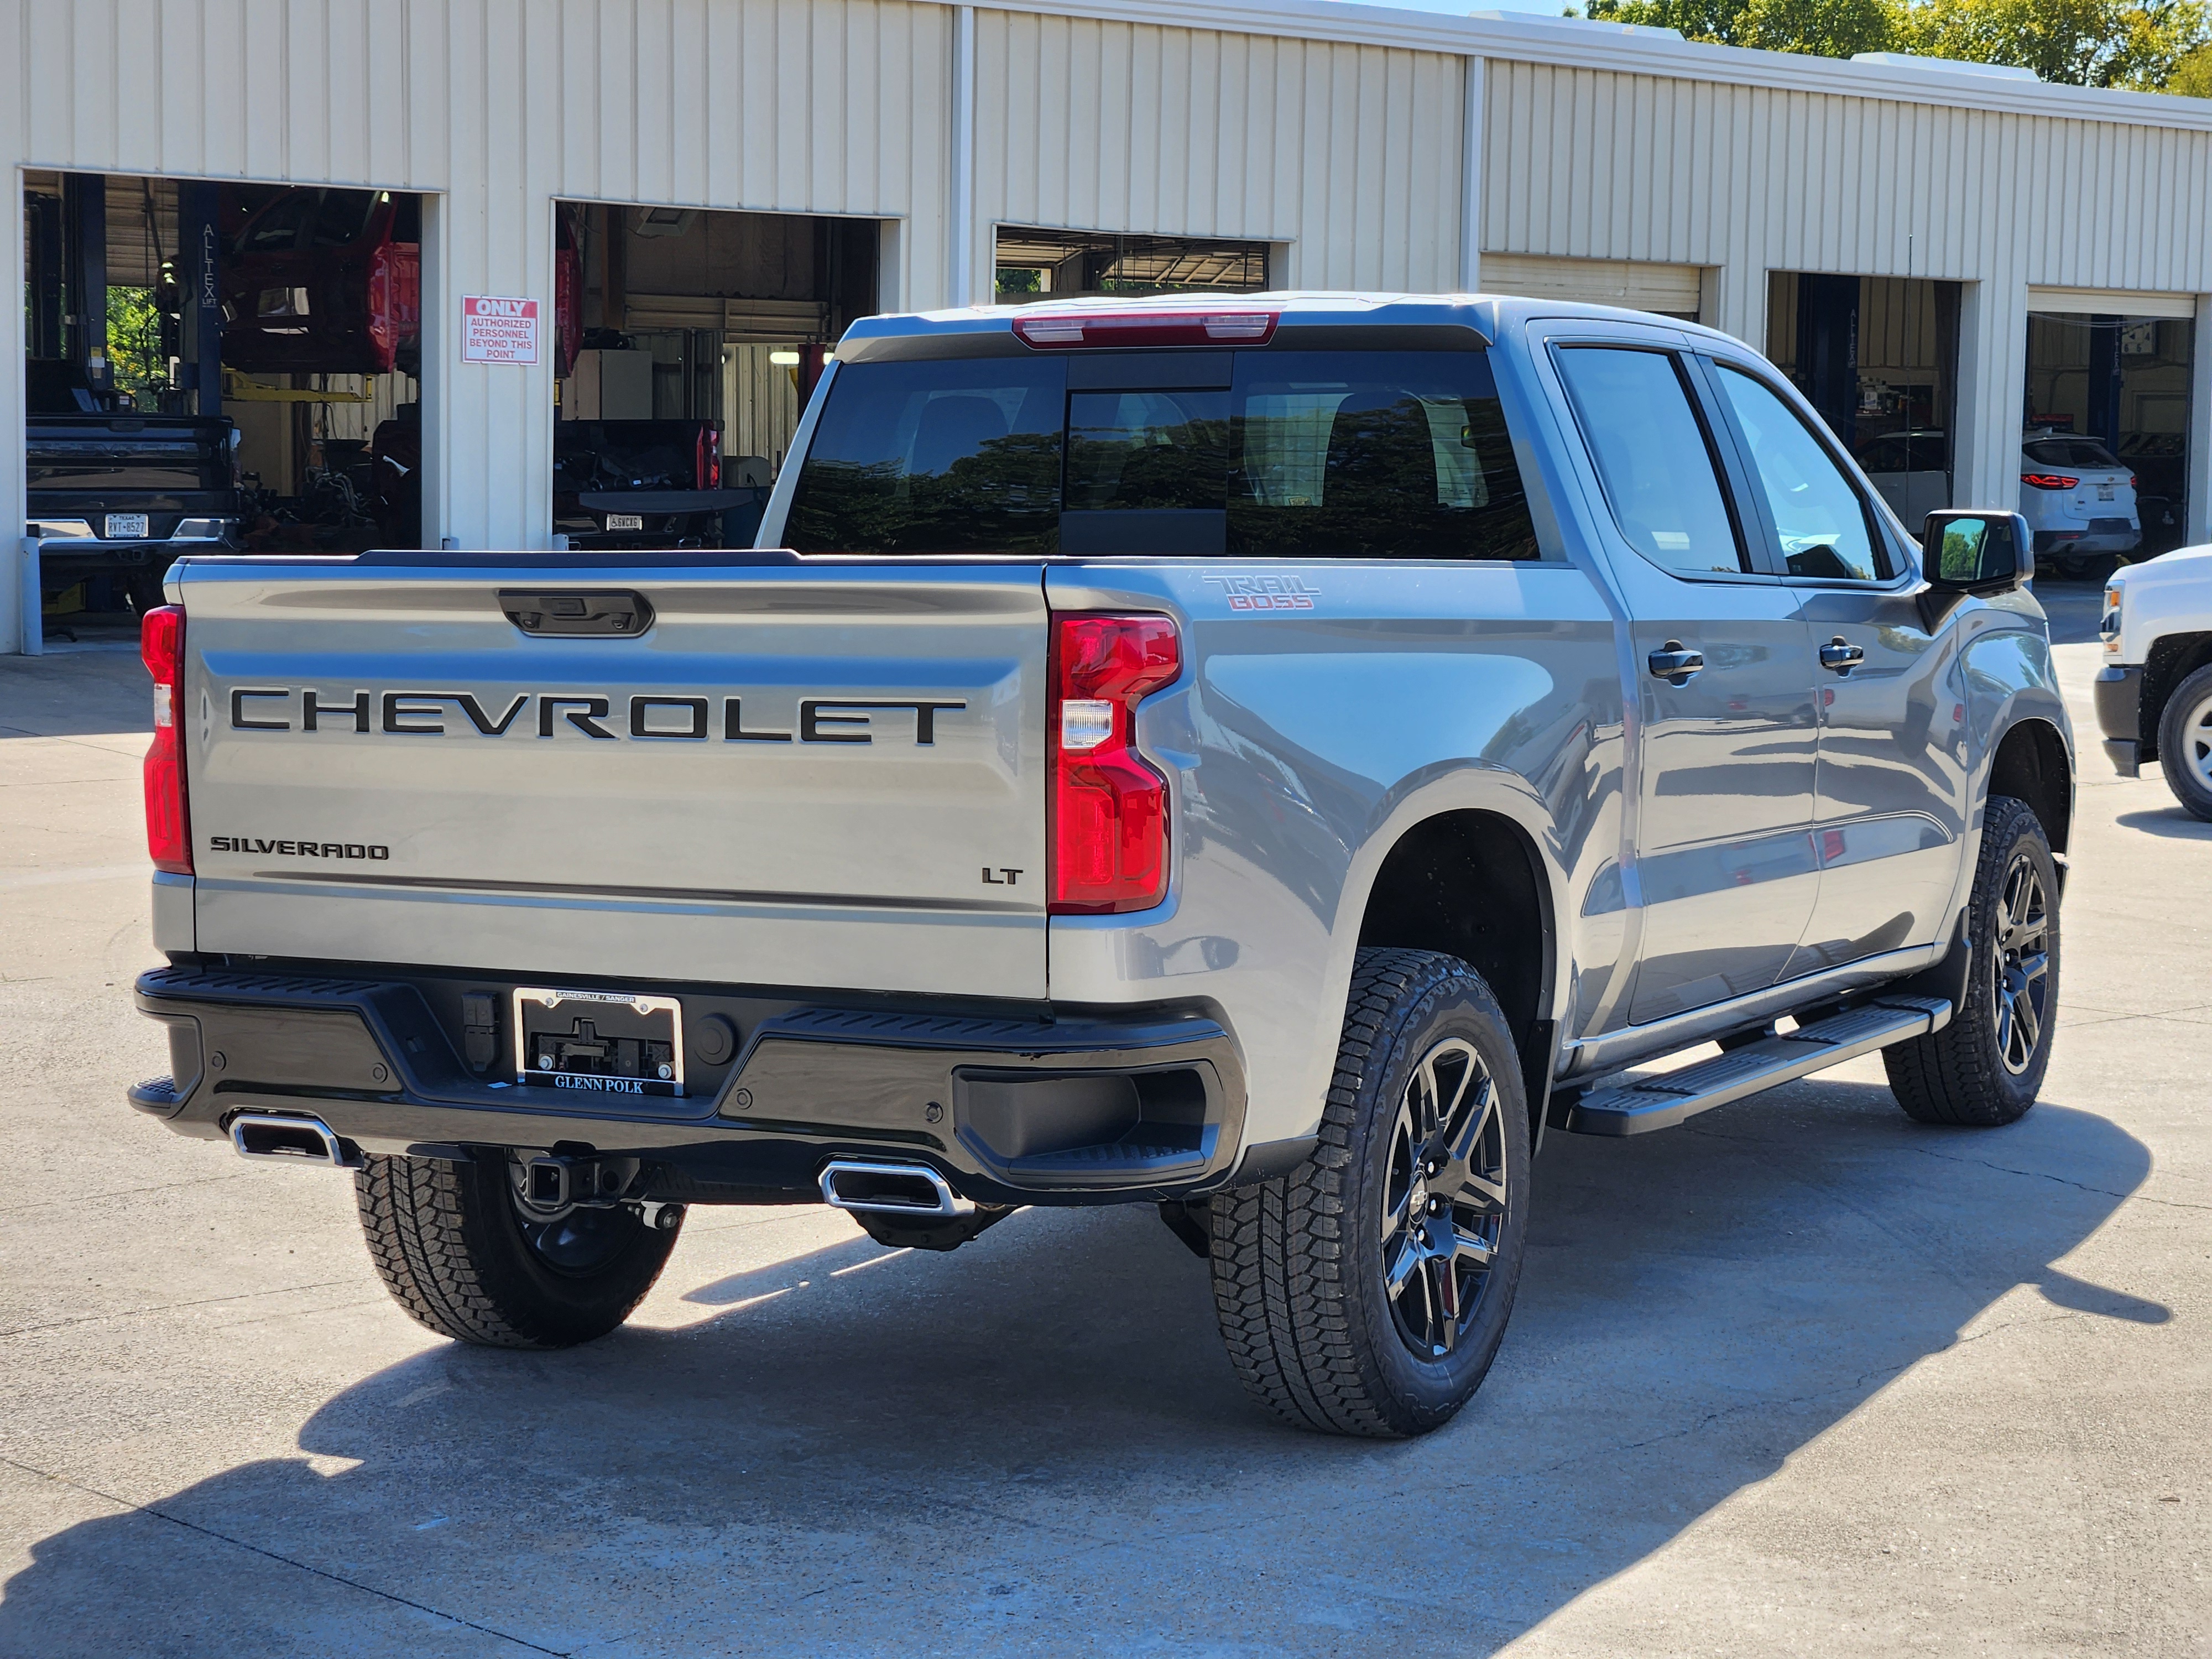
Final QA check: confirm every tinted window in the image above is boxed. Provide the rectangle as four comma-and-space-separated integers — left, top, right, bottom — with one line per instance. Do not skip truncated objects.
1066, 390, 1229, 510
239, 192, 318, 254
1554, 347, 1746, 577
1227, 352, 1538, 560
2024, 437, 2121, 469
1714, 367, 1889, 582
787, 348, 1539, 559
786, 358, 1068, 554
312, 189, 379, 247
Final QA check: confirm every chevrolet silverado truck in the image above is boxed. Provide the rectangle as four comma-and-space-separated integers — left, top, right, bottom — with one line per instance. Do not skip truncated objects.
2094, 545, 2212, 819
128, 295, 2073, 1438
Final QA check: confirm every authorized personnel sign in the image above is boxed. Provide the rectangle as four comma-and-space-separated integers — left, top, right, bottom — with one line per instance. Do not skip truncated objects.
460, 295, 540, 365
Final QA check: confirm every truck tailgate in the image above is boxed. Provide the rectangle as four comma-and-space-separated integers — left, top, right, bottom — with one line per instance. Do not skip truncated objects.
178, 556, 1048, 998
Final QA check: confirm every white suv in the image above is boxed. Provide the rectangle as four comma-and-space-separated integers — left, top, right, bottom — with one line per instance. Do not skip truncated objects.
2020, 431, 2140, 577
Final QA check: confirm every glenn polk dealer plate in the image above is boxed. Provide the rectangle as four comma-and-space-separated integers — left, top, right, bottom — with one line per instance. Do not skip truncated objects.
512, 987, 686, 1097
105, 513, 150, 538
604, 512, 645, 531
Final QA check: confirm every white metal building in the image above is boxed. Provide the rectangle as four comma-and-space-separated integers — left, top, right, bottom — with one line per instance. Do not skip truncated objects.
12, 0, 2212, 651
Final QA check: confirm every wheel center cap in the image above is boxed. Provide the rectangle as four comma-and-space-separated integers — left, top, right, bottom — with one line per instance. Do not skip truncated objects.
1409, 1175, 1431, 1219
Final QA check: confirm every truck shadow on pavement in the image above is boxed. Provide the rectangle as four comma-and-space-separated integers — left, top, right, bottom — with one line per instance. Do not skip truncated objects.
2, 1082, 2161, 1657
2115, 806, 2212, 839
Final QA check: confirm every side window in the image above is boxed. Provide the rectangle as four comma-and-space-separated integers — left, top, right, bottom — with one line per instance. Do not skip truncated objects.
1712, 366, 1892, 582
1553, 346, 1749, 577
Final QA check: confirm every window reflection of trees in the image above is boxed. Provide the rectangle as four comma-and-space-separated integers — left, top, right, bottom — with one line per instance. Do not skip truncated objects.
787, 430, 1064, 554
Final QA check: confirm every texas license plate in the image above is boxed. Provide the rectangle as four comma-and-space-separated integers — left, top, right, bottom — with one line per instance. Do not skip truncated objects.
512, 987, 685, 1097
604, 513, 644, 531
2097, 485, 2115, 500
105, 513, 150, 538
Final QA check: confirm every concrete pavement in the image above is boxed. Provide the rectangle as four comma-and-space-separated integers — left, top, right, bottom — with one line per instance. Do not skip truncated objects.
0, 590, 2205, 1656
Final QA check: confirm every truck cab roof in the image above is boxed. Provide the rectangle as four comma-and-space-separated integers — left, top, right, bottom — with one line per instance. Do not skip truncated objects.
835, 290, 1736, 361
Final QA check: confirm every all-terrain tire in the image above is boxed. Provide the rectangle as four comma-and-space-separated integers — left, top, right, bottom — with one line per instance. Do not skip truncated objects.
2156, 662, 2212, 822
355, 1153, 679, 1348
1207, 948, 1530, 1438
1882, 795, 2060, 1126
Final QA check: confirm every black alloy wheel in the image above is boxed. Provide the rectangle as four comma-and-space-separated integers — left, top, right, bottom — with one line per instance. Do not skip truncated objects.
1882, 794, 2059, 1126
1380, 1037, 1510, 1359
1991, 851, 2052, 1077
1208, 948, 1530, 1437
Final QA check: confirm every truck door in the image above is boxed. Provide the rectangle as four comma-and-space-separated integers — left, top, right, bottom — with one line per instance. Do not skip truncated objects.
1698, 357, 1966, 969
1546, 336, 1822, 1026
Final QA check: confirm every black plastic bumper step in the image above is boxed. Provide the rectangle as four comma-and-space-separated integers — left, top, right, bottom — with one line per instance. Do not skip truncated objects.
1559, 995, 1952, 1136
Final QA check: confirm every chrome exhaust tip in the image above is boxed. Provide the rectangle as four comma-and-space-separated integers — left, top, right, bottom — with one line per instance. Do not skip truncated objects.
228, 1113, 358, 1168
818, 1159, 971, 1218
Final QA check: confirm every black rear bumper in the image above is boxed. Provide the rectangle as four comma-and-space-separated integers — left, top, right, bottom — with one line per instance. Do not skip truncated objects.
132, 964, 1258, 1208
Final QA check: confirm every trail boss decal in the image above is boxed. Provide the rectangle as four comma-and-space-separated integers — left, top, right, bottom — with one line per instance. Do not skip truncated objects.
1202, 574, 1321, 612
226, 688, 966, 744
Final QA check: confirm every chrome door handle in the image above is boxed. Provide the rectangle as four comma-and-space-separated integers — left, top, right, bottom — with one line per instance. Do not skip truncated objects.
1819, 636, 1865, 674
1647, 641, 1704, 686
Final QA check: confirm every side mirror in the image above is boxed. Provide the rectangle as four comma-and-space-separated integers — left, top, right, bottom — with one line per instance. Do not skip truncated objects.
1922, 509, 2031, 595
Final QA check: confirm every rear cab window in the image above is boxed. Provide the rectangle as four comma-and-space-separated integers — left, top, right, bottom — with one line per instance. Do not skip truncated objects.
784, 345, 1540, 560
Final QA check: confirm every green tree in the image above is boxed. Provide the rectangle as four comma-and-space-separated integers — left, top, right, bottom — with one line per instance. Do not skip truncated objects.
105, 285, 166, 408
1890, 0, 2206, 87
1585, 0, 1893, 58
1584, 0, 2212, 89
2166, 36, 2212, 90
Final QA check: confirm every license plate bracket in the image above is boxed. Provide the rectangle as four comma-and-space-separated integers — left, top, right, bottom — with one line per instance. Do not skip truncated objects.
512, 987, 685, 1097
105, 513, 150, 539
2097, 485, 2115, 500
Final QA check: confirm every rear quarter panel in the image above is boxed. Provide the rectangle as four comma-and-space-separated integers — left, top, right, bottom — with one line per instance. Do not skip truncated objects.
1046, 559, 1623, 1149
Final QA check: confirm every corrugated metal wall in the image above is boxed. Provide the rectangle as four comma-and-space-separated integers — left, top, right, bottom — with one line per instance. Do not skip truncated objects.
971, 11, 1465, 292
10, 1, 2212, 651
1482, 60, 2212, 503
1, 0, 952, 635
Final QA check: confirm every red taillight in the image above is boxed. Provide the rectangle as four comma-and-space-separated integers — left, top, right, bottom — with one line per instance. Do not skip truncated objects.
1014, 310, 1277, 350
2130, 474, 2138, 488
2021, 472, 2079, 491
1049, 614, 1180, 915
140, 606, 191, 875
697, 426, 721, 489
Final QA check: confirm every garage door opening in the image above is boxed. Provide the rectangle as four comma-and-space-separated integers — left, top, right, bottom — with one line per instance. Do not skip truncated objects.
1767, 272, 1961, 533
22, 170, 427, 638
552, 203, 878, 551
994, 226, 1274, 301
1480, 254, 1705, 322
2025, 305, 2194, 567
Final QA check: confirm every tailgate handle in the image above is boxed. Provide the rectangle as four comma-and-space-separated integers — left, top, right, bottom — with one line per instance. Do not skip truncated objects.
499, 589, 654, 638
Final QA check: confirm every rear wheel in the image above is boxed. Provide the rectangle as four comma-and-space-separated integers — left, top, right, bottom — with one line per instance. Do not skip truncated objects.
355, 1152, 680, 1348
1882, 795, 2059, 1126
1208, 949, 1530, 1438
2156, 664, 2212, 822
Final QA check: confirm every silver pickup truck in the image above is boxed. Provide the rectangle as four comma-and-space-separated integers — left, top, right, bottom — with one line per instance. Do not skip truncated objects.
129, 295, 2072, 1438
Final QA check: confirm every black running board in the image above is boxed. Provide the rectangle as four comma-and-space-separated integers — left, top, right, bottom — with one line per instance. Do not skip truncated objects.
1556, 996, 1953, 1136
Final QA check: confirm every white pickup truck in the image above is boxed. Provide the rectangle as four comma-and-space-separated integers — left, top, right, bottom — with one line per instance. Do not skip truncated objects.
2095, 545, 2212, 818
